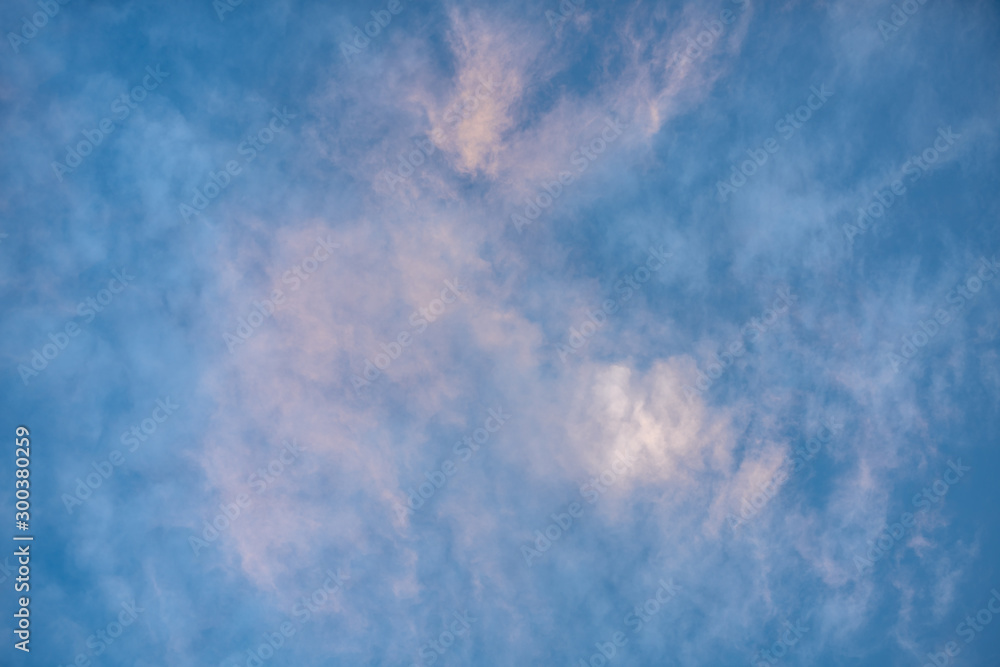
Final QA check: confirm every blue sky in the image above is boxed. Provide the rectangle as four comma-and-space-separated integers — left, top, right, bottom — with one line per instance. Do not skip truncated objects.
1, 0, 999, 665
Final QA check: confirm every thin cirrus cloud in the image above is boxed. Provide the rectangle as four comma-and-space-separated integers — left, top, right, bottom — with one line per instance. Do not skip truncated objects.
0, 0, 998, 665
